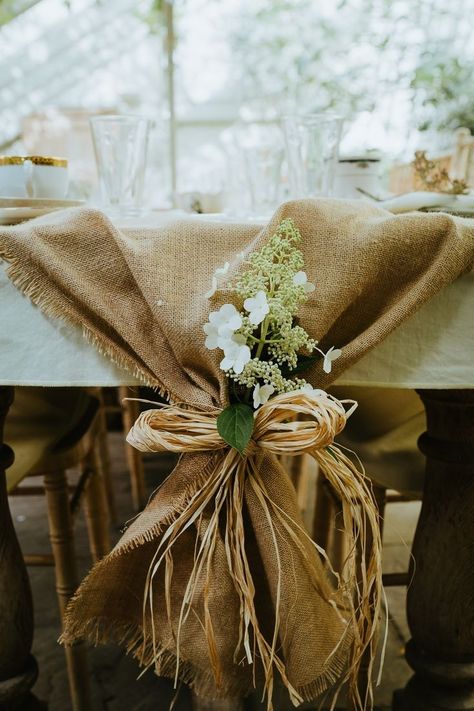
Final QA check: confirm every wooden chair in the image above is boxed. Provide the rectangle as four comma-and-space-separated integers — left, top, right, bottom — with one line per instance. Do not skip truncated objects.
118, 387, 146, 510
99, 386, 146, 511
389, 126, 474, 195
451, 127, 474, 185
6, 387, 111, 711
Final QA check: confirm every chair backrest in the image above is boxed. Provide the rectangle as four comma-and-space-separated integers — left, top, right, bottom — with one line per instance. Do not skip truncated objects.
389, 127, 474, 194
450, 127, 474, 185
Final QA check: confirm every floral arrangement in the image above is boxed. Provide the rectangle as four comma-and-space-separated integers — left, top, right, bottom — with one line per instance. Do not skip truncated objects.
203, 218, 341, 452
413, 150, 469, 195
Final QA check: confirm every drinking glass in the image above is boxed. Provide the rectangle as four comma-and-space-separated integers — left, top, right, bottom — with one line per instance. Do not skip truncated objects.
223, 122, 283, 217
243, 144, 283, 217
283, 113, 343, 198
90, 115, 150, 216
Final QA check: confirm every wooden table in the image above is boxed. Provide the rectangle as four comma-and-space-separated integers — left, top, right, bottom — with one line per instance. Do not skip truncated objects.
1, 217, 473, 710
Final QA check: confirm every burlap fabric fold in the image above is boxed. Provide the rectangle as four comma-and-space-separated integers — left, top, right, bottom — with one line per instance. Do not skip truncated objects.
1, 199, 473, 705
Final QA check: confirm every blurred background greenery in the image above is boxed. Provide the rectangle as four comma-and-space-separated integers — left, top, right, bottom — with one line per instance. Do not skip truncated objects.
0, 0, 472, 199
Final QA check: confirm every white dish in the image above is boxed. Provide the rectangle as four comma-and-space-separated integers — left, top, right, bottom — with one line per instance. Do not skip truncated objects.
189, 212, 268, 225
0, 196, 84, 209
0, 197, 84, 226
379, 191, 474, 214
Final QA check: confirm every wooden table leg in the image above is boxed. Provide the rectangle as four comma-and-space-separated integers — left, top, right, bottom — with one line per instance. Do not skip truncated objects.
393, 389, 474, 711
0, 386, 45, 710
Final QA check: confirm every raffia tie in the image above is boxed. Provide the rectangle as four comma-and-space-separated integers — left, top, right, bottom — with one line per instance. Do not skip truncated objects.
127, 390, 383, 711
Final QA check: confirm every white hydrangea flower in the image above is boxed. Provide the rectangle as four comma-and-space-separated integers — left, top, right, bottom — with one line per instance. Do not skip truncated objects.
323, 346, 342, 373
293, 270, 315, 293
203, 323, 236, 350
220, 338, 251, 374
203, 303, 242, 350
203, 322, 220, 349
243, 290, 270, 325
209, 303, 242, 334
253, 383, 275, 409
300, 383, 326, 397
205, 262, 230, 298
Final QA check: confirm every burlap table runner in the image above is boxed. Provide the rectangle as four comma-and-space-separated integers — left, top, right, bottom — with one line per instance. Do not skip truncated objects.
1, 199, 473, 706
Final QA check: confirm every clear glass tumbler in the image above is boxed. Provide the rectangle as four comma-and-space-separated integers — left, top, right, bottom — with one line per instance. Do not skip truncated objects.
243, 143, 284, 217
283, 113, 343, 198
90, 115, 150, 216
224, 121, 283, 218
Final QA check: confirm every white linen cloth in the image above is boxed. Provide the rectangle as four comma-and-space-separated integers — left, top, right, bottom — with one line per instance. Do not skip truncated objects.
1, 210, 473, 389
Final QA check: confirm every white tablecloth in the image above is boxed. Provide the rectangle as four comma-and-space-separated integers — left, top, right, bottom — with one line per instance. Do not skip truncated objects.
1, 211, 474, 389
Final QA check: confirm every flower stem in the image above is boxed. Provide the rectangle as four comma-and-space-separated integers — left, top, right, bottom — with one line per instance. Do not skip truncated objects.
255, 316, 270, 359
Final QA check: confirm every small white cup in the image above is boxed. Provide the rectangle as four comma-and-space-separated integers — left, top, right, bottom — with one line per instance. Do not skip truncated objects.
28, 156, 69, 199
0, 157, 28, 197
0, 155, 69, 199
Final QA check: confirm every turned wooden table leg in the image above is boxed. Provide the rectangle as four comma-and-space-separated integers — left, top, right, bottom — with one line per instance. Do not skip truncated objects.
0, 386, 45, 710
393, 389, 474, 711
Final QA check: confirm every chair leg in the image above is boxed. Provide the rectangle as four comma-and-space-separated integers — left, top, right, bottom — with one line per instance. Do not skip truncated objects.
96, 389, 117, 524
83, 443, 111, 563
119, 387, 146, 510
43, 469, 93, 711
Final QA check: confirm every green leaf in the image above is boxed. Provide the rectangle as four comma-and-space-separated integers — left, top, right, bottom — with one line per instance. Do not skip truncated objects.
217, 403, 254, 454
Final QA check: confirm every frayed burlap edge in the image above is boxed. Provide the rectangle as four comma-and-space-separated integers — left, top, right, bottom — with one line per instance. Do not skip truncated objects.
0, 247, 174, 401
60, 611, 353, 703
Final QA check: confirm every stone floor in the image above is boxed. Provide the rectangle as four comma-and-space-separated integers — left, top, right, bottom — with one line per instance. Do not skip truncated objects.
9, 432, 420, 711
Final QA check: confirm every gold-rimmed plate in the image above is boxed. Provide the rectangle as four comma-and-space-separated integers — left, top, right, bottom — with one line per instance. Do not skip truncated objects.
0, 197, 85, 225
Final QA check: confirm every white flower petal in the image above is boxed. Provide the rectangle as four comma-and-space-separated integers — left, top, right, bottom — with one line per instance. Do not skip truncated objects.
205, 277, 218, 299
207, 262, 230, 298
220, 335, 245, 355
208, 303, 243, 336
203, 322, 219, 349
253, 384, 261, 409
293, 271, 307, 285
215, 261, 230, 277
243, 296, 256, 312
223, 314, 242, 332
259, 384, 274, 403
300, 383, 326, 397
234, 345, 251, 373
218, 335, 236, 353
220, 355, 233, 371
323, 347, 342, 373
220, 303, 239, 318
304, 281, 316, 293
253, 382, 275, 408
248, 307, 266, 325
245, 291, 269, 326
205, 334, 219, 349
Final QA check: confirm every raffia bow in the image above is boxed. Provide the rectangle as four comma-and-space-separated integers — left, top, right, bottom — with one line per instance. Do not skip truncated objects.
127, 390, 382, 710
